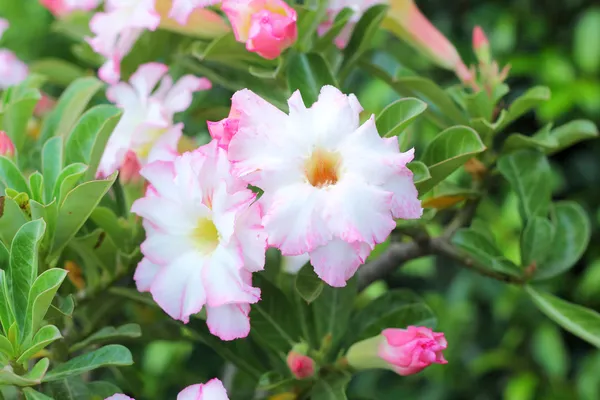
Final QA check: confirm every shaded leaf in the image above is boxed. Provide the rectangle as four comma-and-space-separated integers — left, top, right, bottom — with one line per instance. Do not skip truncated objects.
376, 98, 427, 138
42, 137, 64, 203
17, 325, 62, 364
497, 86, 551, 130
69, 324, 141, 353
313, 277, 357, 352
24, 269, 68, 341
287, 52, 337, 107
0, 156, 30, 195
295, 264, 323, 303
311, 371, 351, 400
521, 217, 554, 267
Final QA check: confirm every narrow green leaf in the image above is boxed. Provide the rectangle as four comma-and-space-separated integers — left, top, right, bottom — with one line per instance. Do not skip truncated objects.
520, 217, 555, 267
64, 105, 122, 181
22, 388, 54, 400
51, 173, 117, 257
42, 137, 64, 203
497, 86, 551, 130
69, 324, 141, 353
42, 344, 133, 382
527, 286, 600, 348
0, 157, 30, 195
24, 269, 68, 342
545, 119, 599, 155
39, 77, 104, 141
0, 270, 14, 335
376, 98, 427, 138
53, 163, 88, 204
418, 126, 486, 194
287, 52, 338, 107
497, 149, 552, 220
534, 202, 590, 280
8, 220, 46, 336
295, 264, 324, 303
17, 325, 62, 364
28, 173, 45, 204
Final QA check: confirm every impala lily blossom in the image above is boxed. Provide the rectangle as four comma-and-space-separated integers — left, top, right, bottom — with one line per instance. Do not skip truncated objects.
223, 86, 422, 287
40, 0, 101, 16
222, 0, 297, 59
87, 0, 161, 83
177, 378, 230, 400
0, 19, 28, 89
131, 141, 267, 339
97, 62, 210, 178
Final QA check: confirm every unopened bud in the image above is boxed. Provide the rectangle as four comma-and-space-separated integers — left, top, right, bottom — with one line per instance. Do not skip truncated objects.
120, 150, 142, 185
286, 351, 315, 380
473, 26, 491, 65
0, 131, 15, 158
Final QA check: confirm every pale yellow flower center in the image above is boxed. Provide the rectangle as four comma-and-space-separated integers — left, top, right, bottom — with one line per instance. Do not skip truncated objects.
304, 148, 341, 188
192, 218, 219, 253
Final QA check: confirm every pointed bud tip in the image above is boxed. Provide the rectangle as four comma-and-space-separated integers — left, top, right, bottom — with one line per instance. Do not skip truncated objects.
473, 26, 489, 49
0, 131, 15, 158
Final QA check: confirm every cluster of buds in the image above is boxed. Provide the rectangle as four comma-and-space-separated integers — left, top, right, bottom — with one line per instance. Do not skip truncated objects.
470, 26, 511, 95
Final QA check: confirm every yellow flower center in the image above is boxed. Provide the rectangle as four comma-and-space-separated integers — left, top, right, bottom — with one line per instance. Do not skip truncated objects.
305, 148, 341, 188
192, 218, 219, 253
135, 128, 166, 159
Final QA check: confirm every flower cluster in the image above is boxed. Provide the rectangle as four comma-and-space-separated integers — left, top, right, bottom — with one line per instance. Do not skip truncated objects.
0, 19, 28, 89
106, 377, 230, 400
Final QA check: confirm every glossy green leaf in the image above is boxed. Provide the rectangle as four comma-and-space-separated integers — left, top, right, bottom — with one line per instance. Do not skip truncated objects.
87, 381, 122, 398
0, 156, 30, 195
496, 86, 551, 130
1, 89, 41, 151
295, 264, 323, 303
42, 344, 133, 382
0, 196, 29, 246
28, 173, 44, 203
347, 290, 436, 344
313, 277, 357, 351
42, 136, 64, 203
465, 89, 494, 122
0, 334, 13, 358
534, 202, 590, 280
69, 323, 141, 353
311, 371, 351, 400
191, 33, 275, 67
90, 207, 129, 249
407, 161, 431, 186
51, 173, 117, 257
29, 200, 58, 255
521, 217, 555, 267
376, 98, 427, 138
418, 126, 486, 194
497, 149, 552, 220
545, 119, 599, 155
0, 357, 49, 386
295, 1, 328, 51
17, 325, 62, 364
527, 286, 600, 348
64, 105, 122, 181
452, 228, 521, 277
39, 77, 104, 141
503, 123, 559, 153
8, 219, 46, 337
53, 163, 87, 203
287, 52, 337, 107
22, 388, 54, 400
24, 269, 68, 341
0, 269, 14, 335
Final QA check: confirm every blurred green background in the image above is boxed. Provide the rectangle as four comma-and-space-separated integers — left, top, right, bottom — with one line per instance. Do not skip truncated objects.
1, 1, 600, 399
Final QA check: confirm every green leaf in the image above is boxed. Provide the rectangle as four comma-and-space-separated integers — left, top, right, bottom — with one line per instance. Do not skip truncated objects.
0, 196, 29, 250
17, 325, 62, 364
520, 217, 555, 267
496, 86, 551, 130
314, 8, 354, 51
87, 381, 122, 398
0, 334, 13, 358
452, 228, 521, 277
527, 286, 600, 348
346, 290, 436, 344
503, 124, 559, 153
287, 52, 338, 107
64, 105, 122, 181
8, 220, 46, 337
89, 207, 129, 249
28, 173, 44, 203
532, 323, 568, 379
39, 77, 104, 141
51, 173, 117, 257
465, 89, 494, 122
22, 388, 54, 400
69, 324, 141, 353
46, 377, 90, 400
418, 126, 486, 194
311, 371, 351, 400
407, 161, 431, 185
251, 275, 300, 355
497, 149, 552, 220
53, 163, 88, 204
545, 119, 599, 155
28, 58, 86, 87
0, 157, 30, 195
0, 270, 14, 335
340, 5, 388, 81
295, 264, 323, 303
42, 137, 64, 203
573, 8, 600, 74
24, 269, 68, 342
295, 2, 328, 52
376, 98, 427, 138
1, 89, 41, 151
191, 33, 276, 67
42, 344, 133, 382
29, 200, 58, 255
534, 202, 590, 280
0, 358, 49, 386
312, 277, 357, 352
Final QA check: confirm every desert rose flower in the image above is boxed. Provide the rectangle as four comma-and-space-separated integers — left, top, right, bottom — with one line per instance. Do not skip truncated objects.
131, 141, 267, 339
97, 62, 210, 178
287, 351, 316, 379
318, 0, 384, 48
87, 0, 161, 83
0, 131, 15, 158
105, 395, 134, 400
178, 378, 230, 400
225, 86, 422, 287
40, 0, 101, 16
222, 0, 297, 59
0, 19, 28, 89
347, 326, 447, 376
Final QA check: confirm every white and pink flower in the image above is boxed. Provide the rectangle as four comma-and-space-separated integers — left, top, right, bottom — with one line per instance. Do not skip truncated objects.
40, 0, 101, 16
177, 378, 230, 400
217, 86, 421, 287
0, 19, 28, 89
87, 0, 161, 83
97, 62, 210, 178
131, 140, 267, 340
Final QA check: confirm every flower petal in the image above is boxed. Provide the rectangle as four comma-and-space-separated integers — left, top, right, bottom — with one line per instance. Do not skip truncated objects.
206, 303, 251, 341
134, 257, 161, 292
310, 239, 371, 287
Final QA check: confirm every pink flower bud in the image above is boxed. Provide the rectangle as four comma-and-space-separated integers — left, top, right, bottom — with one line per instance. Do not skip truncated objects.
347, 326, 447, 376
34, 93, 56, 117
207, 108, 241, 151
0, 131, 15, 158
286, 351, 316, 379
472, 26, 491, 65
222, 0, 297, 59
120, 150, 142, 184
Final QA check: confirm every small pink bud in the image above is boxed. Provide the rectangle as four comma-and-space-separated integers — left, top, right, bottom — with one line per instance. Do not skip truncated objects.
286, 351, 315, 379
120, 150, 142, 184
207, 107, 241, 151
222, 0, 297, 60
347, 326, 447, 376
34, 93, 56, 117
472, 26, 491, 65
0, 131, 15, 158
